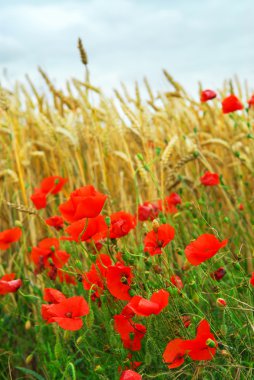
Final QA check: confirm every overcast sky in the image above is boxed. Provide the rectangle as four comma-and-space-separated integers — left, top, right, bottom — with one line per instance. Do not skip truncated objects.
0, 0, 253, 96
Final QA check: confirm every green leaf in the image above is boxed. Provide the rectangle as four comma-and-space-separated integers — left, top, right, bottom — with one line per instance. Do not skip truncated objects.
16, 367, 45, 380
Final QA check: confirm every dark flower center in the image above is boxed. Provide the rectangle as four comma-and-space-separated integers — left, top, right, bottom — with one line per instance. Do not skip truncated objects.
157, 240, 163, 247
65, 312, 72, 318
121, 276, 128, 284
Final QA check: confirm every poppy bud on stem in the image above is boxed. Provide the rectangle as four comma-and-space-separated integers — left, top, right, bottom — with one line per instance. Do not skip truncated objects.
217, 298, 227, 307
105, 216, 111, 227
25, 354, 33, 365
25, 320, 31, 330
14, 220, 23, 228
76, 336, 83, 345
152, 219, 160, 232
206, 338, 216, 348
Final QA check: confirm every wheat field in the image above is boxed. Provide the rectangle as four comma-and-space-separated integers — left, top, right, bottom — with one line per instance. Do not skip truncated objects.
0, 41, 253, 379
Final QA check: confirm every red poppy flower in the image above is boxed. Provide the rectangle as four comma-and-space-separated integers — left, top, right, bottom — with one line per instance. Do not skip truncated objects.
106, 263, 133, 301
138, 201, 161, 221
185, 234, 228, 266
43, 288, 66, 303
163, 338, 188, 368
114, 314, 146, 351
200, 172, 220, 186
157, 193, 181, 214
110, 212, 137, 239
40, 176, 68, 195
83, 264, 104, 299
185, 320, 217, 361
42, 295, 89, 330
83, 254, 112, 299
95, 254, 112, 276
45, 216, 64, 230
31, 176, 67, 209
0, 273, 22, 295
30, 189, 47, 210
144, 224, 175, 256
200, 89, 217, 103
168, 193, 181, 205
248, 95, 254, 108
123, 289, 169, 317
120, 370, 142, 380
170, 275, 183, 290
163, 319, 217, 369
0, 227, 22, 250
250, 272, 254, 287
222, 95, 243, 114
59, 185, 107, 222
31, 238, 70, 272
64, 216, 107, 242
210, 267, 226, 281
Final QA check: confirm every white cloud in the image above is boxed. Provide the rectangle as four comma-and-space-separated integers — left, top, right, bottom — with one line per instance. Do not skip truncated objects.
0, 0, 253, 96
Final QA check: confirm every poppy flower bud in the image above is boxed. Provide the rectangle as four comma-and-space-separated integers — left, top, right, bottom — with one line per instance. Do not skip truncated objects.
129, 289, 136, 297
181, 315, 191, 328
94, 365, 104, 373
25, 320, 31, 330
153, 264, 162, 274
105, 216, 111, 227
50, 245, 55, 252
206, 338, 216, 348
152, 219, 160, 232
159, 214, 167, 224
14, 220, 23, 228
47, 257, 54, 265
169, 286, 178, 296
76, 336, 83, 345
143, 164, 150, 172
75, 260, 83, 270
136, 153, 144, 162
170, 275, 183, 290
221, 349, 230, 357
25, 354, 33, 365
182, 261, 191, 271
211, 267, 226, 281
217, 298, 227, 307
54, 341, 62, 359
64, 330, 70, 341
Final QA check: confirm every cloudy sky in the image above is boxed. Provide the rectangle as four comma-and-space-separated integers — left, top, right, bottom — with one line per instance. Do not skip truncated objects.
0, 0, 253, 96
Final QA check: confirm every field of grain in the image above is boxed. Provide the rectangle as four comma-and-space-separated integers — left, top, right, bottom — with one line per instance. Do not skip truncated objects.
0, 45, 253, 379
